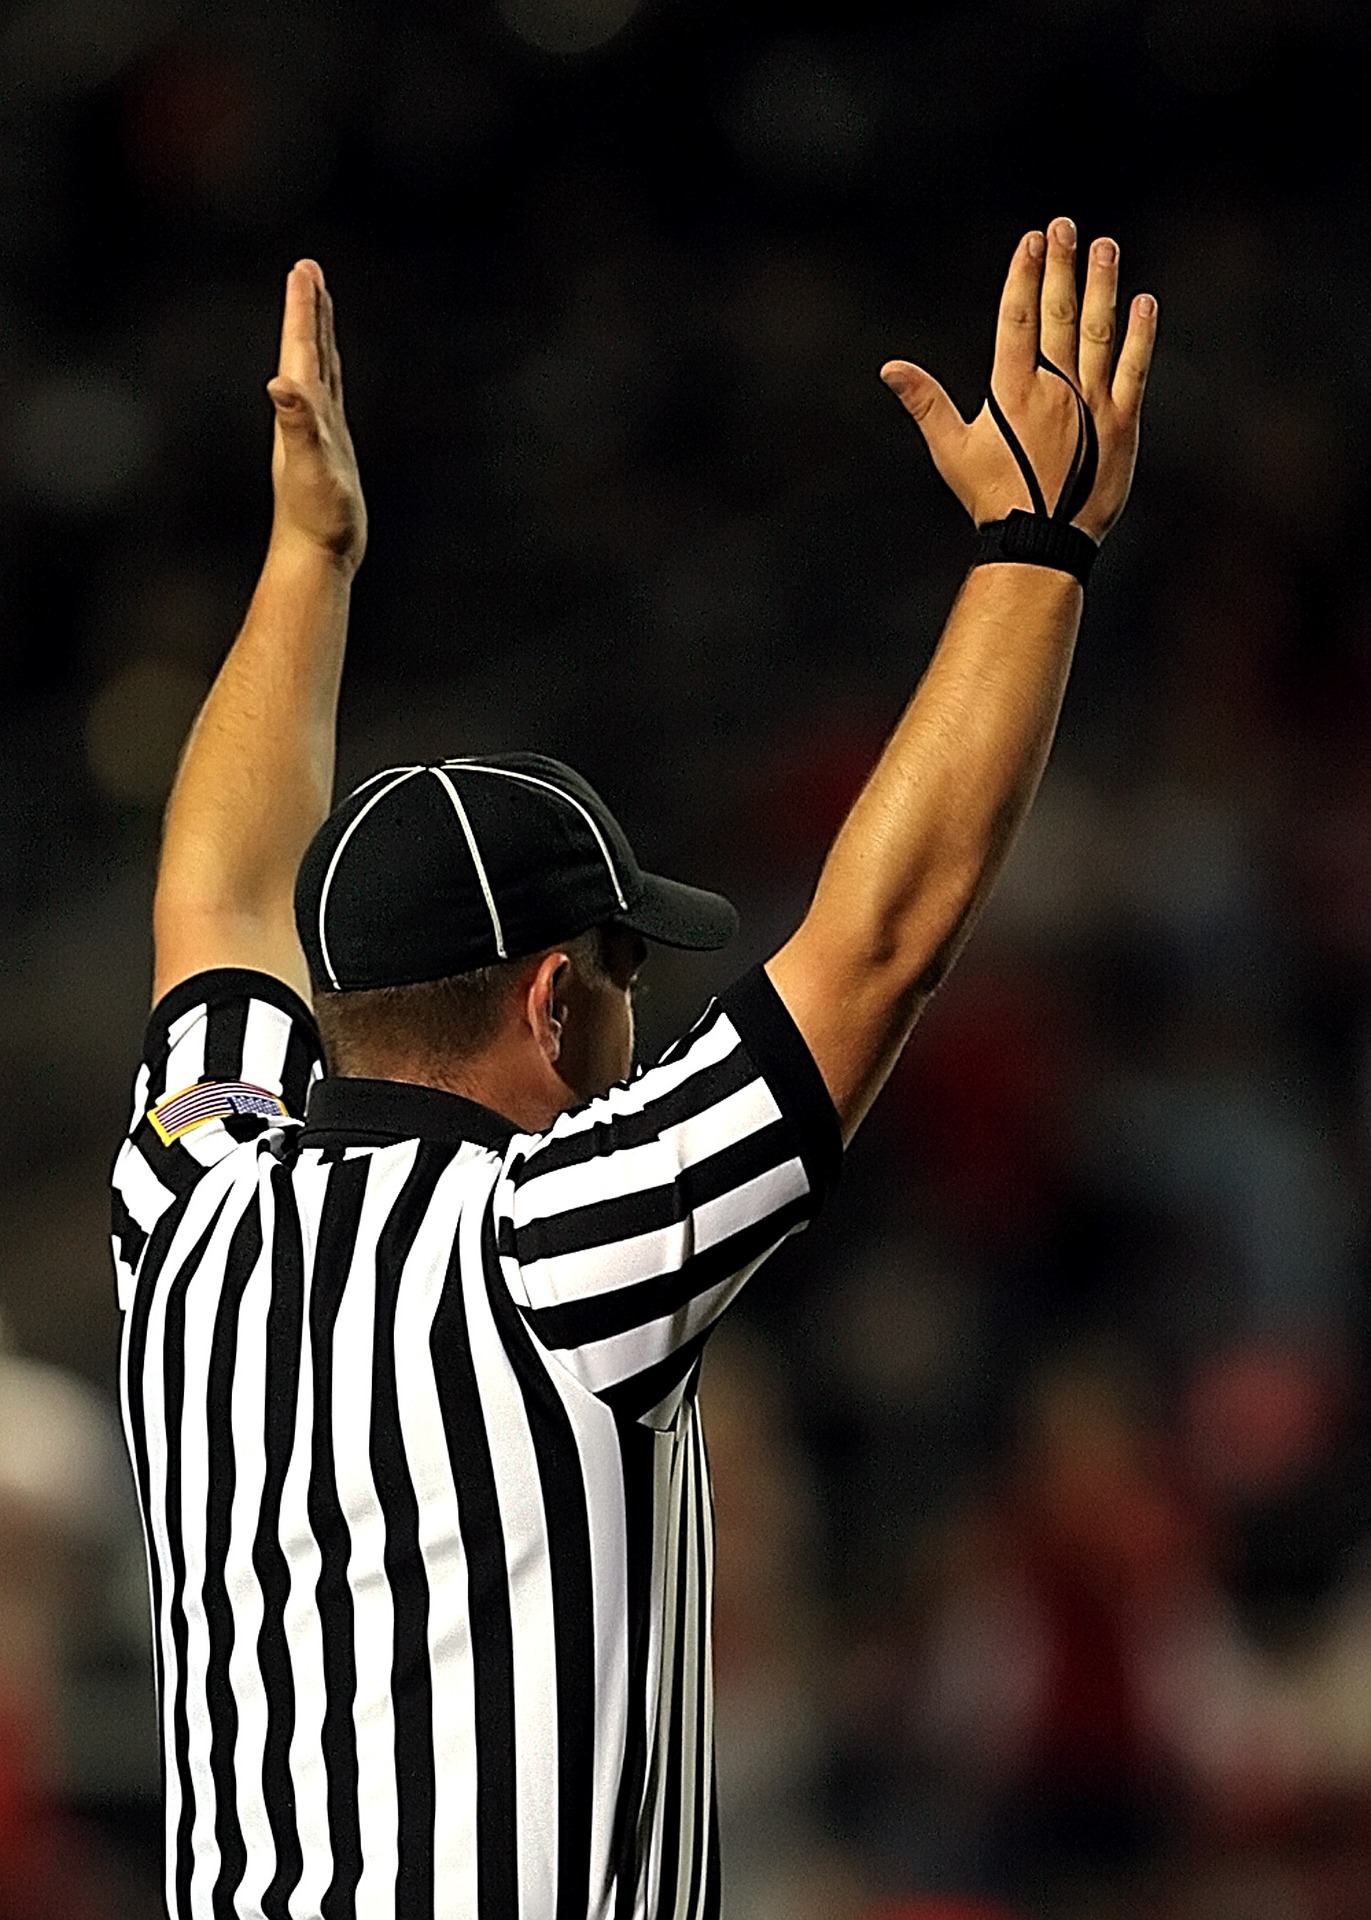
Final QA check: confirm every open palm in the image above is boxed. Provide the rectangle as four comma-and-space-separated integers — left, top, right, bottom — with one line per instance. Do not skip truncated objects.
267, 259, 368, 571
882, 218, 1157, 544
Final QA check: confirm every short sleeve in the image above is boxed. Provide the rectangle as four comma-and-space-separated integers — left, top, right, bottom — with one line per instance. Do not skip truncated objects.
494, 964, 842, 1419
110, 968, 324, 1309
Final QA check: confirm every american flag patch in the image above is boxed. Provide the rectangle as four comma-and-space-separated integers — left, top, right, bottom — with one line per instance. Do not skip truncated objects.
149, 1081, 290, 1146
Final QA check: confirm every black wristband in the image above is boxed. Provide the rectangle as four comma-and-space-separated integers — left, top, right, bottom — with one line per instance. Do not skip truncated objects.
973, 509, 1098, 587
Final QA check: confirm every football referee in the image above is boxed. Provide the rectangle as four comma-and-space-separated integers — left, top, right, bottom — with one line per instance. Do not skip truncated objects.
112, 221, 1154, 1920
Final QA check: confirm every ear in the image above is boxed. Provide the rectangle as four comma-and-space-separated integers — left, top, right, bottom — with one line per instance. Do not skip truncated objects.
525, 950, 571, 1065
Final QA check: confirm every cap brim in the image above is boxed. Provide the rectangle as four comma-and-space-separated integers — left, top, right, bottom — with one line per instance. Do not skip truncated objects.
623, 873, 738, 951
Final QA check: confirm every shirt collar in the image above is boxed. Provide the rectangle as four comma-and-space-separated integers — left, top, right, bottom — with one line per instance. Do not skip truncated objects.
301, 1076, 520, 1152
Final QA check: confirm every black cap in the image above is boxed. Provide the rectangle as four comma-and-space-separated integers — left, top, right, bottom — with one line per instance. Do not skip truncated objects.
295, 752, 739, 991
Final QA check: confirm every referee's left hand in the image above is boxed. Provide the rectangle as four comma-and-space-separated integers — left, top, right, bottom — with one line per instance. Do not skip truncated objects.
266, 260, 368, 574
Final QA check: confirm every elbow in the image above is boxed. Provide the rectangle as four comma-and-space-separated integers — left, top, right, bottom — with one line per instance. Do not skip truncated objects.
866, 859, 987, 1002
153, 879, 293, 952
153, 873, 232, 942
909, 941, 959, 999
885, 803, 1025, 995
800, 815, 1017, 1014
154, 847, 298, 931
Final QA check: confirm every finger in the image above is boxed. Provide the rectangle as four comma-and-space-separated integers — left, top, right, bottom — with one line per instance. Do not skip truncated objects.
312, 272, 327, 387
1078, 236, 1119, 404
277, 260, 323, 390
880, 361, 969, 467
266, 376, 320, 440
319, 282, 343, 401
1038, 216, 1079, 380
992, 230, 1045, 393
1111, 292, 1158, 416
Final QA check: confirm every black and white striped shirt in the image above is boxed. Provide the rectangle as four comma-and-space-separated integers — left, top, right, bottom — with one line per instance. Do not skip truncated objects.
112, 963, 841, 1920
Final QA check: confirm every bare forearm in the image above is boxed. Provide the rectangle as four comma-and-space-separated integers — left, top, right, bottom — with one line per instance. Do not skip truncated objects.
150, 260, 365, 1007
768, 563, 1081, 1133
153, 536, 353, 1002
817, 563, 1078, 971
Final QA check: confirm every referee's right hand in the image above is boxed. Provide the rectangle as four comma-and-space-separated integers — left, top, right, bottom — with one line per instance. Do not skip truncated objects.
880, 220, 1156, 543
266, 260, 368, 576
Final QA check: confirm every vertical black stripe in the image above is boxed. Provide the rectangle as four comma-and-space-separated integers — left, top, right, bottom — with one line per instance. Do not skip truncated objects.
431, 1230, 518, 1919
683, 1410, 710, 1920
370, 1144, 454, 1920
281, 1019, 322, 1117
143, 1015, 189, 1108
700, 1408, 723, 1920
203, 994, 250, 1082
612, 1422, 659, 1920
165, 1200, 236, 1915
481, 1212, 596, 1920
119, 1181, 205, 1827
112, 1185, 149, 1273
703, 1760, 722, 1920
206, 1202, 265, 1916
257, 1167, 308, 1919
653, 1431, 693, 1914
310, 1158, 369, 1920
121, 1298, 165, 1751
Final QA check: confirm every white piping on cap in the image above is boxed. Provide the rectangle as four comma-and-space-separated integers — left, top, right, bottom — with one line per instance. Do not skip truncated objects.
444, 759, 629, 913
316, 765, 426, 989
429, 766, 507, 959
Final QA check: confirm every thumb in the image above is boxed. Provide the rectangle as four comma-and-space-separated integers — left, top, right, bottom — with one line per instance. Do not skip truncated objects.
267, 377, 319, 438
880, 361, 965, 462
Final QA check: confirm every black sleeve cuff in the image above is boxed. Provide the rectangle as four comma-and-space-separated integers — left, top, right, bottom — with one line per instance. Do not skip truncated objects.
146, 967, 321, 1059
718, 964, 844, 1208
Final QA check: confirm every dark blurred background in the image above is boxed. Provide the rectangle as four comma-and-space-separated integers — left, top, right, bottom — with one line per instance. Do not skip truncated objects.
4, 0, 1371, 1915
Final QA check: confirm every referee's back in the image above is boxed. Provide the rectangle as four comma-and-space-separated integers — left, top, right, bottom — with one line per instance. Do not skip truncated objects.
112, 960, 840, 1920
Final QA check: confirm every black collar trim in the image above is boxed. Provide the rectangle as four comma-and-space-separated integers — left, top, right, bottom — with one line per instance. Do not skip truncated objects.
301, 1076, 519, 1152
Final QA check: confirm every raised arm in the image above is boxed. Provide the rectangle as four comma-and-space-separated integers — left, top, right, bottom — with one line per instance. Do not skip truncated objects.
152, 260, 366, 1006
766, 218, 1156, 1140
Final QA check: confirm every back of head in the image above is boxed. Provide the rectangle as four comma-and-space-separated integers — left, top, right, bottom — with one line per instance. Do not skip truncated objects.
313, 930, 606, 1086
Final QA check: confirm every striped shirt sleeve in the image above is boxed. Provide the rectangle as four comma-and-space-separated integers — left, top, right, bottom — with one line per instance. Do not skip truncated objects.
494, 965, 842, 1413
110, 968, 324, 1311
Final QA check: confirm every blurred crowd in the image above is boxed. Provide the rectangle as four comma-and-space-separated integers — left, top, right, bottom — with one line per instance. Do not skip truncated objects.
5, 0, 1371, 1915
